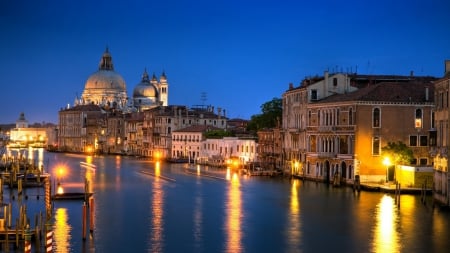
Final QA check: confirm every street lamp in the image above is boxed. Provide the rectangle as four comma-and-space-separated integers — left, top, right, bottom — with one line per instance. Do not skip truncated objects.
383, 157, 391, 183
55, 166, 66, 195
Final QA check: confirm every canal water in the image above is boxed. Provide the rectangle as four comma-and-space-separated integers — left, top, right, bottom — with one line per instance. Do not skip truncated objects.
3, 150, 450, 253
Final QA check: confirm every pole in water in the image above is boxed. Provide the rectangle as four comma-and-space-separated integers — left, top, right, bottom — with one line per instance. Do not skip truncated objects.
46, 219, 53, 253
24, 224, 32, 253
82, 202, 87, 240
89, 197, 95, 233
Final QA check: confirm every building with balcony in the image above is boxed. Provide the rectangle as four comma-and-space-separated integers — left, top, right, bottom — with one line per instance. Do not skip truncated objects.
282, 71, 437, 184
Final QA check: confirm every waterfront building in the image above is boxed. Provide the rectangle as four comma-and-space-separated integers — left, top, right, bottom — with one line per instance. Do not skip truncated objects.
282, 71, 437, 184
124, 112, 144, 156
141, 105, 228, 159
8, 112, 56, 148
433, 60, 450, 206
171, 125, 221, 161
199, 136, 257, 167
58, 104, 104, 152
257, 127, 283, 171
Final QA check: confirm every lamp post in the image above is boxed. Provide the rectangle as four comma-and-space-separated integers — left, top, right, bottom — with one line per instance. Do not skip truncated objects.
383, 157, 391, 183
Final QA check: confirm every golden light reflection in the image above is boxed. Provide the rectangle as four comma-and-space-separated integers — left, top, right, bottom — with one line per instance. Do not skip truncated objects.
86, 155, 93, 165
197, 164, 201, 176
225, 173, 242, 253
372, 195, 401, 253
154, 151, 161, 161
150, 160, 164, 251
287, 179, 302, 248
155, 161, 161, 177
37, 148, 44, 170
226, 168, 231, 180
54, 208, 72, 252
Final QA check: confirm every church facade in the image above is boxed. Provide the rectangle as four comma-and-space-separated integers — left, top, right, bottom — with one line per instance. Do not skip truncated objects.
58, 48, 169, 153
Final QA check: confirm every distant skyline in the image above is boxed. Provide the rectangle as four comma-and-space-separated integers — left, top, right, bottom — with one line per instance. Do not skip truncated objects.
1, 0, 450, 124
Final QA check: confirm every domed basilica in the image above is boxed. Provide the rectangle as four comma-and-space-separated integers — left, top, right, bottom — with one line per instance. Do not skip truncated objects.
77, 48, 168, 111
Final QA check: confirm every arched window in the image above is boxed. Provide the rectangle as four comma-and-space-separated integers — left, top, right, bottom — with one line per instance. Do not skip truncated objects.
373, 108, 380, 128
415, 108, 422, 128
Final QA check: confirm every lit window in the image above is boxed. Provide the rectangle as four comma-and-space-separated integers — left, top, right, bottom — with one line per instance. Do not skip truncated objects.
372, 136, 380, 155
415, 109, 422, 128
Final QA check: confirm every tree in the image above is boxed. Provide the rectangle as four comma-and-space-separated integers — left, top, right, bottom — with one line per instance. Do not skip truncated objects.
247, 97, 282, 133
381, 141, 414, 165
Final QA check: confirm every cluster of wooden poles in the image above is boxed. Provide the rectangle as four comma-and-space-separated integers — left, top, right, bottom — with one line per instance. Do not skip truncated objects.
0, 179, 53, 252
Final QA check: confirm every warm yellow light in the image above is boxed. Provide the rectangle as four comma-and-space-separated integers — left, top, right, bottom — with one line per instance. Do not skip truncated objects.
58, 167, 65, 177
57, 184, 64, 194
383, 157, 391, 166
154, 151, 161, 161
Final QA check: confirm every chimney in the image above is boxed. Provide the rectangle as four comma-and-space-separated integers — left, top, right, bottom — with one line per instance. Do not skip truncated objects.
289, 83, 294, 89
410, 70, 414, 77
324, 70, 329, 99
445, 60, 450, 76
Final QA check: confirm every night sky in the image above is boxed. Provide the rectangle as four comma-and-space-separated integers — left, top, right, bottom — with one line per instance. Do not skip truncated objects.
1, 0, 449, 124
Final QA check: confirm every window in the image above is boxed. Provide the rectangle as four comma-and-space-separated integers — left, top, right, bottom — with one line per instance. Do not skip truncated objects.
419, 135, 427, 146
410, 136, 417, 146
415, 109, 422, 128
333, 78, 338, 86
419, 158, 428, 166
373, 108, 380, 128
311, 89, 318, 100
372, 136, 380, 155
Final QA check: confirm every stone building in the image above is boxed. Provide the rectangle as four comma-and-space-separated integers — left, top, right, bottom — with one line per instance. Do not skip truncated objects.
433, 60, 450, 206
141, 105, 228, 159
282, 72, 437, 184
58, 104, 104, 152
59, 48, 168, 154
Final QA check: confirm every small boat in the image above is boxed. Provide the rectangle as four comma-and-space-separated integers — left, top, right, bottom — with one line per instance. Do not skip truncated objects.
52, 192, 93, 200
80, 162, 96, 171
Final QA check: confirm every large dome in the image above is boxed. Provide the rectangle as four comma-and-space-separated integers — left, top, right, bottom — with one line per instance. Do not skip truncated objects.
81, 48, 128, 106
133, 70, 158, 98
85, 70, 126, 91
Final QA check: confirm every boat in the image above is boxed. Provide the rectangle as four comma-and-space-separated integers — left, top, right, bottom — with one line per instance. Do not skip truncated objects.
52, 192, 93, 200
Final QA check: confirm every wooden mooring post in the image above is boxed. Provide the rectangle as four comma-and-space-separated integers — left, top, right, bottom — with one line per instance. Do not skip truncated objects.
394, 182, 401, 208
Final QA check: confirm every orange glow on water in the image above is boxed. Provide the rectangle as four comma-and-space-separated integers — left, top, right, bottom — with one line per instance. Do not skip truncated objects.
225, 174, 242, 252
54, 208, 71, 252
372, 195, 401, 253
150, 160, 164, 251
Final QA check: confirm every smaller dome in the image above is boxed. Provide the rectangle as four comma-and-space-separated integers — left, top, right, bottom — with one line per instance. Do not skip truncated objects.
133, 70, 158, 98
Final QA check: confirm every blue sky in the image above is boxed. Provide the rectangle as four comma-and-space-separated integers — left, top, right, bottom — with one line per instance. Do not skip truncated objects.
1, 0, 449, 124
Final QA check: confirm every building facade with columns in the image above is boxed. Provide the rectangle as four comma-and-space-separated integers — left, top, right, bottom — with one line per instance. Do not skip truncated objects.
282, 72, 437, 184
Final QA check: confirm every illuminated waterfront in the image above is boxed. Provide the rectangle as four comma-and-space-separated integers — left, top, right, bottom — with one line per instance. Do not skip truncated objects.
2, 150, 450, 252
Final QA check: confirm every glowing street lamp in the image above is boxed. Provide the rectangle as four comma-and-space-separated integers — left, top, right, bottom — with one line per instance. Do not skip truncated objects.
56, 166, 65, 194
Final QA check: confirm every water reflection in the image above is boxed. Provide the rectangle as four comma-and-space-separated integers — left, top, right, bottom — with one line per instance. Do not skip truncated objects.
53, 208, 72, 253
371, 195, 401, 253
193, 168, 203, 252
286, 179, 302, 250
225, 172, 242, 253
149, 161, 164, 252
